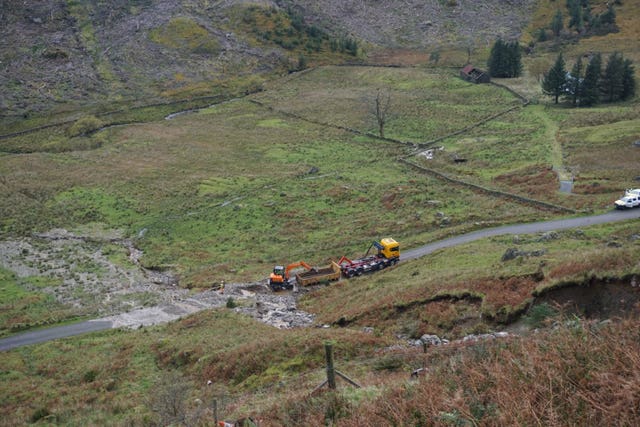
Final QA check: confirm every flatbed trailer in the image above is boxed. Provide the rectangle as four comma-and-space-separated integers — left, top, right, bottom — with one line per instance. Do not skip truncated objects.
338, 254, 398, 278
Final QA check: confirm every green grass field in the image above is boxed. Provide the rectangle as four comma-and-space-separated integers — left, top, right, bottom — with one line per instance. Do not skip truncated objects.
0, 268, 81, 337
1, 62, 636, 319
254, 66, 522, 141
1, 70, 556, 289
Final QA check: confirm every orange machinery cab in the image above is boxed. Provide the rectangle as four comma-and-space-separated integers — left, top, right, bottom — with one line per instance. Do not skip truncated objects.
269, 265, 286, 286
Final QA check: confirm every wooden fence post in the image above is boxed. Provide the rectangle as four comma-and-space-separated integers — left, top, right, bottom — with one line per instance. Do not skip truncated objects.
325, 342, 336, 390
310, 341, 361, 394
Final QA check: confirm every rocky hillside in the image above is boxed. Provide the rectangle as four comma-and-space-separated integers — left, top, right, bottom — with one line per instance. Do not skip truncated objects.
0, 0, 536, 119
288, 0, 536, 48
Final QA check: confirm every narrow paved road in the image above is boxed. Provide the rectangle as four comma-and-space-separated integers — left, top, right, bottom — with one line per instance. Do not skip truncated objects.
403, 209, 640, 261
1, 209, 638, 351
0, 321, 112, 351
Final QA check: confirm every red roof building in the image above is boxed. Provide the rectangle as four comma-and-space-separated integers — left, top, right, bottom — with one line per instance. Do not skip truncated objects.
460, 65, 490, 84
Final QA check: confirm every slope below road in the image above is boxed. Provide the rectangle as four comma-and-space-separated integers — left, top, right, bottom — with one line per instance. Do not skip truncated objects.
1, 209, 638, 351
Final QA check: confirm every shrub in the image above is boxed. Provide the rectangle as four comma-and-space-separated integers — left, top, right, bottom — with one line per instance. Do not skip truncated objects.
524, 302, 557, 328
30, 407, 51, 423
83, 369, 98, 383
67, 116, 104, 137
373, 355, 404, 371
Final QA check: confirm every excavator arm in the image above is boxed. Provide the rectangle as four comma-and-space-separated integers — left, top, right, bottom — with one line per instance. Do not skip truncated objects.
337, 255, 354, 266
284, 261, 312, 279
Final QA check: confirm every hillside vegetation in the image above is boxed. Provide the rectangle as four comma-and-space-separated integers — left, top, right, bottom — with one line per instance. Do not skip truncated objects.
0, 0, 535, 121
1, 222, 639, 424
1, 0, 639, 425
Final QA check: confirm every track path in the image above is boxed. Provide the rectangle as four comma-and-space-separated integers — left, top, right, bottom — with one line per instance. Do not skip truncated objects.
2, 209, 639, 351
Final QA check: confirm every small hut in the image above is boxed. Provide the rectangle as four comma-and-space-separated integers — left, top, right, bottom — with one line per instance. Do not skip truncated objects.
460, 65, 490, 84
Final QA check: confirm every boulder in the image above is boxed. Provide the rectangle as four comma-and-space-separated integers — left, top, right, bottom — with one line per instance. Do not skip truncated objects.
501, 248, 520, 261
420, 334, 442, 346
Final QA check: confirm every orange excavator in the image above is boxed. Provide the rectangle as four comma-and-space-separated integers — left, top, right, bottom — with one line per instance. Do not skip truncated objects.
269, 261, 312, 291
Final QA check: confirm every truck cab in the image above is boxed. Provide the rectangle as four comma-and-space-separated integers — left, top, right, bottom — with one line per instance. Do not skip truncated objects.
376, 237, 400, 260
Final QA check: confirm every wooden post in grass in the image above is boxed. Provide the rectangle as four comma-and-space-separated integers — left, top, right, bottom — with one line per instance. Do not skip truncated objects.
325, 342, 336, 390
213, 399, 218, 425
311, 341, 361, 394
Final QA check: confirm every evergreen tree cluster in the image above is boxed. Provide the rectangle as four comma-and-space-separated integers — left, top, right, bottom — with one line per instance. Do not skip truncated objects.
244, 6, 359, 57
547, 0, 618, 39
541, 51, 635, 106
487, 39, 523, 78
330, 36, 358, 56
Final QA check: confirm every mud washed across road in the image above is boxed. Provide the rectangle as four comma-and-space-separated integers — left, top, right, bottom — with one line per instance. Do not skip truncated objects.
1, 209, 639, 351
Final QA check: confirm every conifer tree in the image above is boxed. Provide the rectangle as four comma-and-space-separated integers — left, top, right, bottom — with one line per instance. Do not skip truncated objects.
564, 56, 583, 106
582, 1, 593, 28
600, 4, 616, 25
567, 0, 583, 31
551, 9, 563, 37
507, 41, 523, 77
542, 53, 567, 104
579, 53, 601, 106
488, 39, 505, 77
488, 39, 522, 78
622, 59, 636, 101
601, 52, 625, 102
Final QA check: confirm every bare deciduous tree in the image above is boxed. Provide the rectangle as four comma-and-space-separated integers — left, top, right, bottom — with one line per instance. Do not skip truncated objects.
529, 57, 552, 83
375, 88, 391, 138
463, 37, 476, 65
149, 371, 192, 426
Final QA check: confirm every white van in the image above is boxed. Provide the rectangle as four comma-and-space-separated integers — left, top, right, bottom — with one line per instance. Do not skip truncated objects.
614, 195, 640, 209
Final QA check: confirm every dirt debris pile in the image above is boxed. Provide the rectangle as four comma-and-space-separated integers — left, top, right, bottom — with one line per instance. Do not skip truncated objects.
0, 228, 314, 330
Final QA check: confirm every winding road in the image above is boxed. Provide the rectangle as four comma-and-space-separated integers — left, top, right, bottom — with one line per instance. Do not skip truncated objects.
402, 209, 640, 261
1, 209, 638, 352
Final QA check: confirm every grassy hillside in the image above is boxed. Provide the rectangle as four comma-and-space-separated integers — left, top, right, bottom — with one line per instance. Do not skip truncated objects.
2, 68, 561, 290
0, 0, 327, 120
1, 60, 639, 423
1, 0, 640, 425
0, 59, 637, 329
302, 220, 640, 335
1, 219, 638, 425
